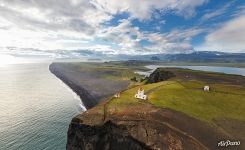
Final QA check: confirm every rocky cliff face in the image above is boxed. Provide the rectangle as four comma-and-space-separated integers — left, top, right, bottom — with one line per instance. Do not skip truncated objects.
146, 68, 175, 84
66, 101, 225, 150
67, 120, 151, 150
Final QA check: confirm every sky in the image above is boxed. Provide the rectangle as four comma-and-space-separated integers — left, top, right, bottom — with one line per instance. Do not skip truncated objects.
0, 0, 245, 58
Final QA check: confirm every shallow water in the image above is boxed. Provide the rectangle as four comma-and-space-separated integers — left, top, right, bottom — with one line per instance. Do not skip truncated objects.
0, 63, 84, 150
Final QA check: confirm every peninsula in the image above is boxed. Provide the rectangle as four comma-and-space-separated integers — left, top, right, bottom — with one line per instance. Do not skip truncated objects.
50, 61, 245, 150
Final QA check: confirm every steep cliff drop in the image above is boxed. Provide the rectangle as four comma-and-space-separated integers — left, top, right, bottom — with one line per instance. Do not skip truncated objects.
66, 99, 232, 150
49, 63, 236, 150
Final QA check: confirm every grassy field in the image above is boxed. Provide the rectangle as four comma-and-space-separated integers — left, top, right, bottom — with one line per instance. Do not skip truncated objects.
69, 62, 145, 81
148, 80, 245, 123
109, 77, 245, 124
66, 61, 245, 148
67, 61, 245, 124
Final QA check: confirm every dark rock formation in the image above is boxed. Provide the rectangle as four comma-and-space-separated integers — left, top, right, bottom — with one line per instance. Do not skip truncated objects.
67, 120, 207, 150
146, 68, 175, 84
66, 101, 231, 150
67, 120, 151, 150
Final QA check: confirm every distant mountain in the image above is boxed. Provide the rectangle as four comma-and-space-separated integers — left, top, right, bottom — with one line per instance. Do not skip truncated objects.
150, 56, 160, 61
123, 51, 245, 63
164, 51, 245, 63
3, 46, 244, 63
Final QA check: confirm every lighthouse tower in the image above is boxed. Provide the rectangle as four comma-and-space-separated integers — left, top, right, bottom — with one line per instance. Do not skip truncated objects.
135, 88, 147, 100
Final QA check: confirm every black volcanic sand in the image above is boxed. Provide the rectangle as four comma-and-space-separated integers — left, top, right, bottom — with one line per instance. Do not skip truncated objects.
49, 62, 130, 109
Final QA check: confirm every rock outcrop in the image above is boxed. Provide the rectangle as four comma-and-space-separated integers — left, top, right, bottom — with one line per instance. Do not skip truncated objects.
146, 68, 175, 84
67, 120, 151, 150
66, 101, 231, 150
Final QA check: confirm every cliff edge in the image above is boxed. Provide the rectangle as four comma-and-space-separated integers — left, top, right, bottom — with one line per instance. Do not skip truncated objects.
50, 62, 244, 150
67, 100, 230, 150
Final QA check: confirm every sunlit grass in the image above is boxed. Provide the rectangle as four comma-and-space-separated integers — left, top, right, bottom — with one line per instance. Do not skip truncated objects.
73, 62, 245, 124
110, 79, 245, 124
148, 81, 245, 123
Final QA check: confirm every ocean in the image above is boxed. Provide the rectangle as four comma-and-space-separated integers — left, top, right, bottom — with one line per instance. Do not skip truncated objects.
0, 63, 84, 150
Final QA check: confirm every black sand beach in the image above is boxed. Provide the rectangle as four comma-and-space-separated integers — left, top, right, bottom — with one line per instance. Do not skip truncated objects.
49, 62, 130, 109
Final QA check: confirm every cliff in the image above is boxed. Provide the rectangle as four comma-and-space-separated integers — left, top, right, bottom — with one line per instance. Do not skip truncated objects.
66, 101, 228, 150
50, 62, 243, 150
146, 68, 176, 84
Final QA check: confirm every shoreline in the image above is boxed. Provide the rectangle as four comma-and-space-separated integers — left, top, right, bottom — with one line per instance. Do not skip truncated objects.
49, 63, 97, 109
55, 72, 87, 111
48, 61, 245, 149
49, 62, 130, 109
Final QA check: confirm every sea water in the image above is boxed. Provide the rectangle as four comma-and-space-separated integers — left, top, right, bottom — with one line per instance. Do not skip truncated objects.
0, 63, 85, 150
136, 65, 245, 76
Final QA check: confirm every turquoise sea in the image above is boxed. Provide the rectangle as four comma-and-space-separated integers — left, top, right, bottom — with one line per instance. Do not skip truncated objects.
0, 63, 84, 150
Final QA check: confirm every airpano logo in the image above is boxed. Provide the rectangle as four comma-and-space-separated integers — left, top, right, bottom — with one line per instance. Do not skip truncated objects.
218, 140, 240, 147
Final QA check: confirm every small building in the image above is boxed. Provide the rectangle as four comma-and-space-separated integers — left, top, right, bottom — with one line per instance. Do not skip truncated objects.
114, 92, 120, 98
135, 88, 147, 100
204, 86, 210, 91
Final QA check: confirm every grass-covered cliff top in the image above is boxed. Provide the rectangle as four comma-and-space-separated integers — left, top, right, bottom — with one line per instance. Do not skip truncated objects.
63, 61, 245, 149
63, 61, 245, 125
110, 80, 245, 123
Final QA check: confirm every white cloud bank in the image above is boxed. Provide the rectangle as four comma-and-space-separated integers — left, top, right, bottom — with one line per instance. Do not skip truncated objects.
2, 0, 244, 55
92, 0, 207, 20
197, 14, 245, 52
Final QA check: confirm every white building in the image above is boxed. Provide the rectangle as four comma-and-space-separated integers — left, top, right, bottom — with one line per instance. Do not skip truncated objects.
135, 88, 147, 100
204, 86, 210, 91
114, 92, 120, 98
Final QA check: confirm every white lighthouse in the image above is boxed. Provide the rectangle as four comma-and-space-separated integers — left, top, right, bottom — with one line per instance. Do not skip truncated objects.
135, 88, 147, 100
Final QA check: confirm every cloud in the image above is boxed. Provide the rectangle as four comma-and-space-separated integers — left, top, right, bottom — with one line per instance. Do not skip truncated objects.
200, 1, 233, 22
143, 28, 203, 54
97, 19, 203, 54
0, 0, 207, 56
0, 0, 111, 34
197, 14, 245, 52
93, 0, 207, 20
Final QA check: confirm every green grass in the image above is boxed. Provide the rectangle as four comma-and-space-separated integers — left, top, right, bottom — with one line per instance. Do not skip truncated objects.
94, 68, 141, 80
72, 62, 144, 81
148, 81, 245, 123
111, 79, 245, 124
110, 81, 165, 106
65, 62, 245, 124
